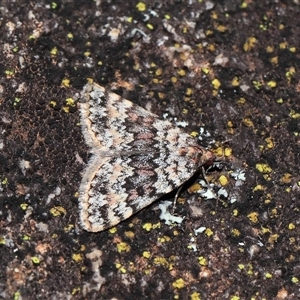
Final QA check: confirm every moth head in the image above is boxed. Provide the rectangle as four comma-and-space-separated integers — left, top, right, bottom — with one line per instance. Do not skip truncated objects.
180, 146, 215, 167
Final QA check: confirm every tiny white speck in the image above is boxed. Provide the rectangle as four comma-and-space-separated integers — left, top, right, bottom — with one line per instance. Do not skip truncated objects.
198, 180, 217, 199
158, 201, 184, 225
217, 187, 228, 198
175, 121, 189, 128
189, 243, 198, 252
194, 226, 206, 235
230, 196, 237, 204
231, 169, 246, 181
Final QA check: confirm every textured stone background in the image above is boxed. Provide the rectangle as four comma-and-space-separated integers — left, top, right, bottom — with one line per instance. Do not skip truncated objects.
0, 1, 300, 299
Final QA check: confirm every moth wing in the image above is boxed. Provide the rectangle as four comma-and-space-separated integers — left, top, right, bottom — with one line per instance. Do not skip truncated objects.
79, 83, 212, 232
80, 83, 161, 152
78, 148, 200, 232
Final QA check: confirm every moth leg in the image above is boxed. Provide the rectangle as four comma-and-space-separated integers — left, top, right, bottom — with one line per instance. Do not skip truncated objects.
171, 184, 184, 214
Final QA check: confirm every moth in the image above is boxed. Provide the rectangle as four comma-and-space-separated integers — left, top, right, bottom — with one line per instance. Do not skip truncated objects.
79, 82, 214, 232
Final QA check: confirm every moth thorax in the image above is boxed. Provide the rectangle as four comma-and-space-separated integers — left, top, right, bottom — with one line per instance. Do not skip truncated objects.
178, 146, 202, 159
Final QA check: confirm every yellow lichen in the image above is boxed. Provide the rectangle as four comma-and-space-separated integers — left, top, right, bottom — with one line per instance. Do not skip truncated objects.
266, 46, 274, 53
125, 231, 135, 238
289, 110, 300, 119
201, 67, 210, 74
72, 253, 83, 262
292, 277, 299, 283
205, 228, 213, 237
190, 131, 198, 138
153, 256, 169, 268
267, 81, 277, 88
252, 80, 262, 90
243, 37, 257, 51
270, 56, 278, 64
237, 97, 246, 104
231, 228, 241, 237
212, 78, 221, 89
147, 23, 154, 30
49, 100, 57, 107
190, 291, 201, 300
142, 223, 153, 231
279, 42, 287, 49
109, 227, 117, 234
214, 147, 224, 156
136, 2, 146, 11
219, 175, 228, 186
189, 183, 201, 193
247, 212, 259, 223
172, 278, 185, 289
143, 251, 151, 258
50, 206, 66, 217
62, 106, 70, 113
265, 272, 272, 278
217, 24, 227, 32
186, 88, 193, 96
281, 173, 292, 184
256, 163, 272, 174
158, 235, 171, 243
66, 98, 75, 106
265, 137, 274, 149
117, 242, 131, 253
31, 256, 40, 264
242, 118, 254, 127
155, 68, 162, 76
288, 223, 295, 230
198, 256, 208, 266
71, 287, 80, 295
50, 47, 58, 55
268, 234, 279, 243
253, 184, 264, 191
177, 69, 186, 76
224, 147, 233, 156
20, 203, 28, 210
231, 77, 240, 86
171, 76, 177, 83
